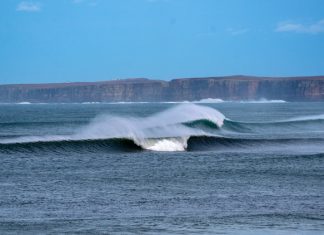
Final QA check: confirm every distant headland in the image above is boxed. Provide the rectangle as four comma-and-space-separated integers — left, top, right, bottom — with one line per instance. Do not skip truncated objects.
0, 75, 323, 103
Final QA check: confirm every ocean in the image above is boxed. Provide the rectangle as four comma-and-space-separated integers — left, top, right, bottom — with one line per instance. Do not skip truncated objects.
0, 102, 323, 234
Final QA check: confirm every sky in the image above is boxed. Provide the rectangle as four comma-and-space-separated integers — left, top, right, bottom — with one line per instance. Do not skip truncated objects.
0, 0, 324, 84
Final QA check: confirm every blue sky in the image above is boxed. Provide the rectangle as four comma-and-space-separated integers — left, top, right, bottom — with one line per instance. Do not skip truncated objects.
0, 0, 324, 84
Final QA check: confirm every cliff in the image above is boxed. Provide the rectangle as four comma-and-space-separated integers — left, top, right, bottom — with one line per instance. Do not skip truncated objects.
0, 76, 324, 103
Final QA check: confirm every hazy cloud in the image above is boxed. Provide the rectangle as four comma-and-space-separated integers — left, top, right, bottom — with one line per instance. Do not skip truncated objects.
16, 1, 41, 12
276, 19, 324, 34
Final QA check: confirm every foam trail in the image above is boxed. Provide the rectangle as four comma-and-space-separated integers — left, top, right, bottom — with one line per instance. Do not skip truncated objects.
238, 99, 286, 103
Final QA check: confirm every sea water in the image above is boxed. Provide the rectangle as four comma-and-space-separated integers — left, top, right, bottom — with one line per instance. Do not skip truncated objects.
0, 102, 323, 234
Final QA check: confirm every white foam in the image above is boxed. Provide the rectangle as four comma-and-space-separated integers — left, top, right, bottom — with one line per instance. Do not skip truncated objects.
194, 98, 224, 103
139, 137, 188, 151
16, 102, 32, 104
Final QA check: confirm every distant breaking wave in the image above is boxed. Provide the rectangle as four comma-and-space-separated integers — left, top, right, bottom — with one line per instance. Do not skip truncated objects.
17, 102, 32, 105
194, 98, 225, 103
237, 99, 286, 103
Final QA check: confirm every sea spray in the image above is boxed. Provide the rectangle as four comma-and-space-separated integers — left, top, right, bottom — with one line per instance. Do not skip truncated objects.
77, 104, 225, 150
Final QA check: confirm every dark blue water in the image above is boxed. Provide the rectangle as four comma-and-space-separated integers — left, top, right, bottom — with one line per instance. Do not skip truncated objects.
0, 102, 323, 234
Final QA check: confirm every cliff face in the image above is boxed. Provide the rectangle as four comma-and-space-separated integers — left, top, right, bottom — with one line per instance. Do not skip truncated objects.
0, 79, 168, 103
0, 76, 324, 103
166, 76, 324, 101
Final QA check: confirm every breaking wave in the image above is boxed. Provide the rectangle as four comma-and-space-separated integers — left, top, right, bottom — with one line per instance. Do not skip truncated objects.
0, 104, 225, 152
1, 104, 323, 153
